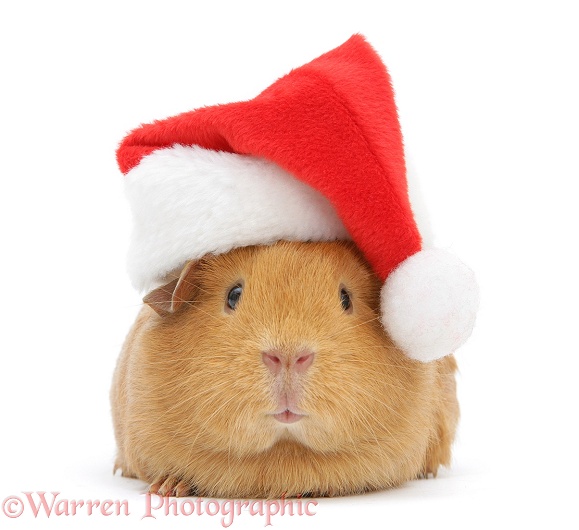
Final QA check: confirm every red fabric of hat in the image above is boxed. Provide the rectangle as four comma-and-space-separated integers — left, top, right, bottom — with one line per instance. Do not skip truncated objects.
117, 34, 421, 282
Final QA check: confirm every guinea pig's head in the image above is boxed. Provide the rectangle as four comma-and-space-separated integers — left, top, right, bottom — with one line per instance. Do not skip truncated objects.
141, 241, 434, 459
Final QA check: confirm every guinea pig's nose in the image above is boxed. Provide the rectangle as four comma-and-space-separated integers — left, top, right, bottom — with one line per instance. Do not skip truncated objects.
261, 350, 315, 376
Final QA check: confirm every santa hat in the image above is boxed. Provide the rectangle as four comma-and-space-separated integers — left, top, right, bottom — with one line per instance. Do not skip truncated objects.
117, 34, 479, 362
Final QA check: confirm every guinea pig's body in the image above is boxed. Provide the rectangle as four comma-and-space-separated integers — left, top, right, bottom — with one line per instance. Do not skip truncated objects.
111, 241, 458, 498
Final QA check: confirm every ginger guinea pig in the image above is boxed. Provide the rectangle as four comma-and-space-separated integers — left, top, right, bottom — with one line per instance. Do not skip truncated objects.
110, 240, 459, 499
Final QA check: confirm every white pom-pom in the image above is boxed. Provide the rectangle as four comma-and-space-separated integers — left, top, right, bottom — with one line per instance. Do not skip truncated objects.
380, 249, 479, 362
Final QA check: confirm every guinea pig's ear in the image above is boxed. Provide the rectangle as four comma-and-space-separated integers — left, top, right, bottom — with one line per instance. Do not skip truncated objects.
143, 261, 199, 317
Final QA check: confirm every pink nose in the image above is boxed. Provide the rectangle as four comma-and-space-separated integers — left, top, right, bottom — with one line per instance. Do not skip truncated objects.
262, 350, 315, 376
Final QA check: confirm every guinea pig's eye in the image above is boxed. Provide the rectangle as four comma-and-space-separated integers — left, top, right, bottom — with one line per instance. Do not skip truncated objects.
226, 284, 243, 312
340, 287, 353, 313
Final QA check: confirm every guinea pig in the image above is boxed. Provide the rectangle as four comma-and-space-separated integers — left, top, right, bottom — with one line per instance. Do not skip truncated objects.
110, 240, 459, 499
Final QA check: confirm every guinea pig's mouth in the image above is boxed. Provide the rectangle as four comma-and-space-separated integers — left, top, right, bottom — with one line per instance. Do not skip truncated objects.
272, 409, 305, 424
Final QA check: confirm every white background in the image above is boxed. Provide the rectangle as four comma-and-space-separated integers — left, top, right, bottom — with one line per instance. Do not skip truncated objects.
1, 1, 577, 528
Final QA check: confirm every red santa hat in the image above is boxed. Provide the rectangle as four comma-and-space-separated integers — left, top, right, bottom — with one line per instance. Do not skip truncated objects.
117, 34, 479, 362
